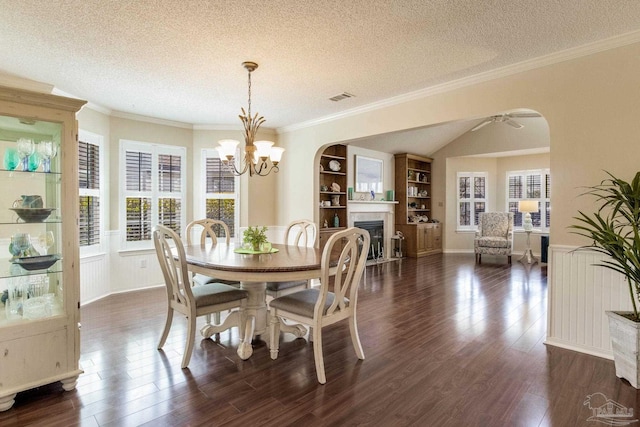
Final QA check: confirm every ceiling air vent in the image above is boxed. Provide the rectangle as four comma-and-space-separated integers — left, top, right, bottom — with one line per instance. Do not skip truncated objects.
329, 92, 355, 102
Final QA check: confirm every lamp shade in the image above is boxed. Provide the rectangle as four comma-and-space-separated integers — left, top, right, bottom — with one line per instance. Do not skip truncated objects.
518, 200, 539, 213
269, 146, 284, 163
217, 139, 240, 158
254, 140, 274, 159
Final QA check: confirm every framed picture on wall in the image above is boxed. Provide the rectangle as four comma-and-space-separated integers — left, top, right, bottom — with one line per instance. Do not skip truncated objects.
355, 155, 383, 193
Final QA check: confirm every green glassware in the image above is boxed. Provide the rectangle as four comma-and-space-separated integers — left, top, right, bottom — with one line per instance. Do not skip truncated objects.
27, 152, 41, 172
3, 147, 19, 170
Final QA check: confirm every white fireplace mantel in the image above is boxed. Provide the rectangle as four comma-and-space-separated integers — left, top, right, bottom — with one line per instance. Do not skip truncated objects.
348, 201, 398, 259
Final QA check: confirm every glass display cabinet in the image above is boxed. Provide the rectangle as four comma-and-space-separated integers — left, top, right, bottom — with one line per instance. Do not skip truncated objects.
0, 86, 85, 411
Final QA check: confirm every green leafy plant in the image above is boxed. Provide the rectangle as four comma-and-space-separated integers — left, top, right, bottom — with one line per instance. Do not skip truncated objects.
570, 171, 640, 321
243, 226, 268, 251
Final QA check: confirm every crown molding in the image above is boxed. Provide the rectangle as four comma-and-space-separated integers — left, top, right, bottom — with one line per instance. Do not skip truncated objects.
110, 110, 193, 129
0, 72, 54, 94
279, 29, 640, 134
193, 124, 245, 131
83, 101, 112, 115
193, 124, 278, 137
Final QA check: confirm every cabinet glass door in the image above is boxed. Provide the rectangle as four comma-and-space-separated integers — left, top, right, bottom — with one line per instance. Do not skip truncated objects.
0, 115, 63, 325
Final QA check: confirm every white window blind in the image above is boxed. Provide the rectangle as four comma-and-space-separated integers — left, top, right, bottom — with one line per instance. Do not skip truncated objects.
203, 151, 238, 238
457, 172, 487, 230
78, 131, 103, 252
507, 169, 551, 230
121, 140, 186, 248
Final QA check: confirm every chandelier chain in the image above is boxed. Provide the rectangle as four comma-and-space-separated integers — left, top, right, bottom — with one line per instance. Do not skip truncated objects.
215, 61, 282, 177
247, 68, 252, 118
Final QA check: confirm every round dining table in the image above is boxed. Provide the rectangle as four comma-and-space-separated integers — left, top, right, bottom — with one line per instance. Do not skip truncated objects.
183, 242, 323, 359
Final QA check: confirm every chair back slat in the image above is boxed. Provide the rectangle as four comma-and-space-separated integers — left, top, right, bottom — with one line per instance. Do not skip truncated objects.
153, 225, 194, 310
319, 227, 370, 318
186, 219, 231, 246
285, 219, 317, 248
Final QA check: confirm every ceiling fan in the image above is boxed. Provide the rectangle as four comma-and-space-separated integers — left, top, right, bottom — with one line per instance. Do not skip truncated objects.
470, 112, 541, 132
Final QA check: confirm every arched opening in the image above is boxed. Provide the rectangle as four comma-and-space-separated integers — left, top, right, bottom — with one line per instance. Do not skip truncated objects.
325, 108, 550, 258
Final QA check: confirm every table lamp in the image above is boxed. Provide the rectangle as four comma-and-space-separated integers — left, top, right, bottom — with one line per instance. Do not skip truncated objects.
518, 200, 539, 232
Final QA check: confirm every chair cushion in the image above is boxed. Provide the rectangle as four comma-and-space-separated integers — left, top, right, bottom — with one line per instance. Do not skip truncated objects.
192, 283, 248, 307
266, 280, 307, 292
270, 289, 349, 318
476, 236, 510, 248
192, 273, 239, 287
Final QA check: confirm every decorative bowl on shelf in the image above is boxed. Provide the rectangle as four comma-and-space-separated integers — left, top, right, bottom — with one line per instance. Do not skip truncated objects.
10, 207, 55, 223
11, 254, 61, 271
329, 160, 341, 171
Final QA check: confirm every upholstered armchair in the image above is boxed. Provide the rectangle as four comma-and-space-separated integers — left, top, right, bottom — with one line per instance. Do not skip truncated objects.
474, 212, 514, 264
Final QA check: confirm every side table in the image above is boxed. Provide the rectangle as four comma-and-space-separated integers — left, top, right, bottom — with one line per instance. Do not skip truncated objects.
519, 230, 538, 265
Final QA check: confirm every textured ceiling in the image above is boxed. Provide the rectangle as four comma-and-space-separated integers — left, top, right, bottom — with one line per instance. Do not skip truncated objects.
1, 0, 640, 132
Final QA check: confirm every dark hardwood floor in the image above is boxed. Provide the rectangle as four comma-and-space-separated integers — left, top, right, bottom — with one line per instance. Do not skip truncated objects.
2, 254, 638, 426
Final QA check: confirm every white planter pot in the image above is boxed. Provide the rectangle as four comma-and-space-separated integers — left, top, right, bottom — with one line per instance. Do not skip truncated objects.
606, 311, 640, 389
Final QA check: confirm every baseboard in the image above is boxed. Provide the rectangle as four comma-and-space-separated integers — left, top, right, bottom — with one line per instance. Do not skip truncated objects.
544, 337, 613, 361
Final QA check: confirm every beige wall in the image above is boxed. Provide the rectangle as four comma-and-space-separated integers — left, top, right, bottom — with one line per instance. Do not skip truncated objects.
108, 116, 194, 229
444, 153, 550, 253
192, 128, 278, 228
74, 111, 279, 235
277, 42, 640, 249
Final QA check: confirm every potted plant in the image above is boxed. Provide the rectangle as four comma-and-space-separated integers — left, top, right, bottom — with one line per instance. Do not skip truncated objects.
243, 226, 268, 252
571, 171, 640, 388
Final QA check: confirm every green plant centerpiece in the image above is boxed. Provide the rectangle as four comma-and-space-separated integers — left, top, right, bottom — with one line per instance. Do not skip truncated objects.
571, 171, 640, 388
243, 226, 268, 252
571, 171, 640, 320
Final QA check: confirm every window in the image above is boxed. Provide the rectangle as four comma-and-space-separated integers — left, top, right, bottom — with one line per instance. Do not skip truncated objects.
202, 149, 239, 238
507, 169, 551, 230
79, 130, 104, 254
120, 140, 186, 249
457, 172, 487, 230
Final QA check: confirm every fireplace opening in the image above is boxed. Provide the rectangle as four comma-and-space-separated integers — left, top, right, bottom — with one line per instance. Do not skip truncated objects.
354, 220, 384, 260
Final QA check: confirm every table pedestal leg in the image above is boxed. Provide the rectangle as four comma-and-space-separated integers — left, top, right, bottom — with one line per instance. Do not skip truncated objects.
240, 281, 268, 339
237, 315, 255, 360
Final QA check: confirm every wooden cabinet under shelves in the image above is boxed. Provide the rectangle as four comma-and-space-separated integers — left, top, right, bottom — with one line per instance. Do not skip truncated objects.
394, 153, 441, 257
0, 86, 85, 411
318, 144, 347, 251
396, 222, 442, 257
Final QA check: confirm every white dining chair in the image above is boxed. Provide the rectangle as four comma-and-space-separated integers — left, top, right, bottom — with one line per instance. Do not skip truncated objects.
266, 219, 318, 298
186, 219, 239, 286
153, 225, 253, 368
268, 227, 370, 384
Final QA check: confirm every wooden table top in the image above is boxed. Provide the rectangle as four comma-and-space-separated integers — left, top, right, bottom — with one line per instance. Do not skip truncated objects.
184, 242, 323, 274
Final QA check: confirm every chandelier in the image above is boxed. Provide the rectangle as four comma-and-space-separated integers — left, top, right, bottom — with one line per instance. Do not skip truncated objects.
215, 61, 284, 177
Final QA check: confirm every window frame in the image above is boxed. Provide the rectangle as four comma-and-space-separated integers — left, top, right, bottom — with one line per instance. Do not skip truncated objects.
506, 168, 551, 232
201, 148, 240, 238
79, 130, 105, 257
456, 171, 488, 231
119, 140, 186, 250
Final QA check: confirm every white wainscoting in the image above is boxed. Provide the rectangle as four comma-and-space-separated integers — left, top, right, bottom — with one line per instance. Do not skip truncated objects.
545, 245, 633, 360
79, 231, 164, 305
80, 227, 294, 306
79, 253, 110, 305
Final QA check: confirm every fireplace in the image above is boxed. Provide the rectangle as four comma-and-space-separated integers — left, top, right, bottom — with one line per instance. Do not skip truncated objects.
354, 220, 384, 260
348, 200, 396, 260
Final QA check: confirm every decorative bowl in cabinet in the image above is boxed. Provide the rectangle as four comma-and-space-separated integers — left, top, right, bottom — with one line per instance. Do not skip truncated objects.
11, 254, 61, 271
10, 208, 55, 223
